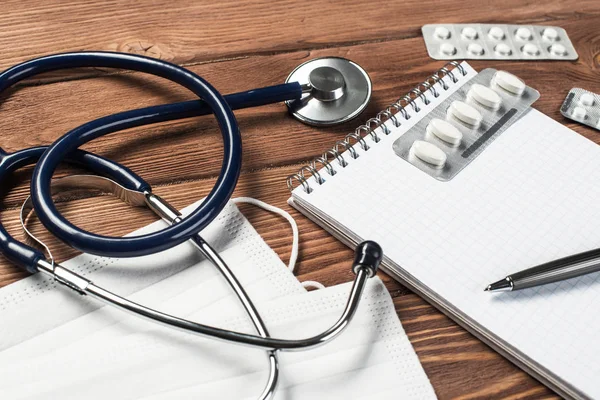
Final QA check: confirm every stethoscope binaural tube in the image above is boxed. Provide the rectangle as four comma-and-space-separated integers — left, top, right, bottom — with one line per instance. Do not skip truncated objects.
35, 237, 382, 351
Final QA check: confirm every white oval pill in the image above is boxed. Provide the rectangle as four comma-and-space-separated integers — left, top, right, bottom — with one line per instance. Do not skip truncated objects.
468, 84, 502, 109
516, 27, 533, 41
448, 101, 482, 127
434, 26, 451, 39
411, 140, 447, 168
542, 28, 559, 41
467, 43, 484, 55
580, 93, 595, 107
440, 43, 456, 56
462, 26, 478, 40
494, 43, 512, 56
489, 26, 505, 40
427, 118, 463, 146
572, 106, 587, 120
549, 43, 567, 56
494, 70, 526, 95
522, 43, 540, 56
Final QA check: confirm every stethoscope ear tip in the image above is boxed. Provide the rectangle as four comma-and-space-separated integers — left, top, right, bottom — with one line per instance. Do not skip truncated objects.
352, 240, 383, 278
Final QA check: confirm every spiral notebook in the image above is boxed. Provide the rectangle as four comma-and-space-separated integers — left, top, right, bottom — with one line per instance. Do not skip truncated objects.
287, 62, 600, 400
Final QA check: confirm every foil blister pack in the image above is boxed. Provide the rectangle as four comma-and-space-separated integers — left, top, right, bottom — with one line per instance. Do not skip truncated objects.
422, 24, 578, 61
560, 88, 600, 131
392, 68, 540, 181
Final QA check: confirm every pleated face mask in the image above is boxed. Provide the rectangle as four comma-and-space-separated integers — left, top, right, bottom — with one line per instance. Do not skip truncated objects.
0, 201, 435, 399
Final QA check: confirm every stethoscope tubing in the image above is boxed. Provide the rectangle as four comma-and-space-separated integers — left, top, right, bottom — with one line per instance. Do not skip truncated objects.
0, 51, 241, 257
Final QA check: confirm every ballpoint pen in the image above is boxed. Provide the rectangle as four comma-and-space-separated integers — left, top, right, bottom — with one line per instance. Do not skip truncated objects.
485, 247, 600, 292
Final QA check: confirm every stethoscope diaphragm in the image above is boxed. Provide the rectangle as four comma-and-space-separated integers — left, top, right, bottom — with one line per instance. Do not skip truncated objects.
285, 57, 372, 126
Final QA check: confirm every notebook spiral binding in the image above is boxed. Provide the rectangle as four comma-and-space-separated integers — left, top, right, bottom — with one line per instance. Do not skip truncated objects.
287, 61, 467, 194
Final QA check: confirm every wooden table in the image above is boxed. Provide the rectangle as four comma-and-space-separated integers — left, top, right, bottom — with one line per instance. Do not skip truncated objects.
1, 1, 599, 398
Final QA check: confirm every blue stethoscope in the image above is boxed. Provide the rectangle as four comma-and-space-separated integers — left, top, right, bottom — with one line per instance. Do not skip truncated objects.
0, 52, 381, 399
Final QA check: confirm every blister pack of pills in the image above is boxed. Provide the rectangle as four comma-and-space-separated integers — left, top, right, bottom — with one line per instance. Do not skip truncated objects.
422, 24, 578, 61
392, 69, 539, 181
560, 88, 600, 131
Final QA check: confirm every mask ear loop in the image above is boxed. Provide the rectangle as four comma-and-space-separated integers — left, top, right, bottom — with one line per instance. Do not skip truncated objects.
20, 196, 55, 274
231, 197, 325, 290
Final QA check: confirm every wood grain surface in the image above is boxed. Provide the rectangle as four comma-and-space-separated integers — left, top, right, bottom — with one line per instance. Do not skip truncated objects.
1, 1, 599, 398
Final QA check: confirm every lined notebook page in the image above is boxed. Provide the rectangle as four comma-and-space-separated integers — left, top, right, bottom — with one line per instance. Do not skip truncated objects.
291, 70, 600, 398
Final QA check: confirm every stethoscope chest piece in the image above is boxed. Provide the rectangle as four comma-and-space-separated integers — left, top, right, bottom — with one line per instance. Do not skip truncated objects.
285, 57, 372, 126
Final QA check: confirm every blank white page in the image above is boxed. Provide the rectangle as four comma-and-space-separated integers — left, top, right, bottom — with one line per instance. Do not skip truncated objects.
292, 80, 600, 398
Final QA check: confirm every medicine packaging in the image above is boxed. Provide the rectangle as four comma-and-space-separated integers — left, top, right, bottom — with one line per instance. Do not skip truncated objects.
422, 24, 578, 61
393, 69, 539, 181
560, 88, 600, 131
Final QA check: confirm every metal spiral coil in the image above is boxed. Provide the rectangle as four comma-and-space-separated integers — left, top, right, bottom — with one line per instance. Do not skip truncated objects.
287, 61, 468, 193
335, 139, 358, 160
345, 131, 369, 151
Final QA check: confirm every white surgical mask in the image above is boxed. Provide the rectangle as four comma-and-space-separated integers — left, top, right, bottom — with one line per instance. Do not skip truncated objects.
0, 201, 435, 399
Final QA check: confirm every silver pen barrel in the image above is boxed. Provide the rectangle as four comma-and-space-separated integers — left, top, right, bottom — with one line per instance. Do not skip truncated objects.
486, 248, 600, 292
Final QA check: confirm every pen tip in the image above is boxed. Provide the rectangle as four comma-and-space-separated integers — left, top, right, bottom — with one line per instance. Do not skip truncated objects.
484, 285, 491, 292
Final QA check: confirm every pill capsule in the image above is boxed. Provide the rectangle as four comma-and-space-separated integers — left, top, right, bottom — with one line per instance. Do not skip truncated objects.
411, 140, 447, 168
522, 43, 540, 56
467, 43, 484, 56
494, 43, 512, 56
489, 26, 505, 40
440, 43, 457, 56
468, 84, 502, 109
516, 27, 533, 41
494, 70, 526, 95
542, 28, 559, 41
427, 118, 463, 146
549, 43, 567, 56
448, 101, 482, 127
572, 106, 587, 120
434, 26, 451, 39
580, 93, 595, 107
462, 26, 478, 40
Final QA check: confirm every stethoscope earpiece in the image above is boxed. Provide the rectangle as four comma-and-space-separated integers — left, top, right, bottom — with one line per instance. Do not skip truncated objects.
286, 57, 372, 126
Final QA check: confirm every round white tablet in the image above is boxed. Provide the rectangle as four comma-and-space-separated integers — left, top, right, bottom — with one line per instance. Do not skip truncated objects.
467, 43, 484, 55
434, 26, 451, 39
580, 93, 595, 107
494, 70, 526, 95
516, 27, 533, 41
494, 43, 512, 56
549, 43, 567, 56
522, 43, 540, 56
440, 43, 456, 56
572, 106, 587, 120
448, 101, 482, 127
462, 26, 478, 40
489, 26, 505, 40
542, 28, 559, 41
468, 84, 502, 109
410, 140, 447, 168
426, 118, 463, 145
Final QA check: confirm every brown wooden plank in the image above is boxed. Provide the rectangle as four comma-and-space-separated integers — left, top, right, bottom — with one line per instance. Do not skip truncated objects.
2, 1, 599, 398
1, 0, 599, 81
395, 295, 557, 399
3, 15, 600, 209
